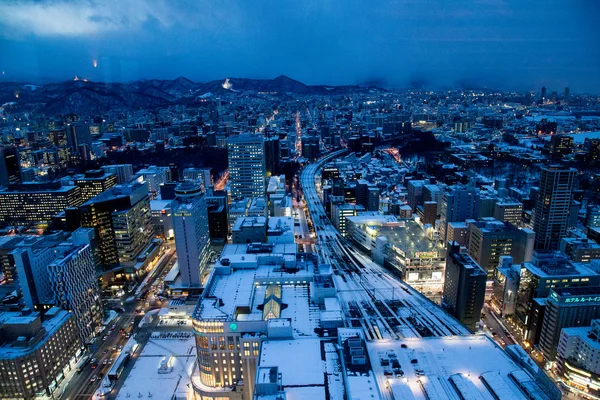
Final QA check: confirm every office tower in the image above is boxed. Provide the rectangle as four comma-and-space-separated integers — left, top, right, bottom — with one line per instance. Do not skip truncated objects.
172, 182, 211, 287
407, 180, 425, 209
514, 252, 600, 343
0, 182, 83, 226
207, 204, 228, 244
549, 134, 573, 160
541, 86, 547, 103
493, 200, 523, 227
439, 185, 480, 242
0, 146, 21, 187
0, 236, 24, 285
66, 122, 92, 159
491, 256, 521, 318
585, 138, 600, 164
183, 167, 212, 191
228, 134, 266, 200
65, 180, 152, 269
136, 165, 172, 195
467, 220, 534, 276
206, 191, 229, 244
557, 319, 600, 387
65, 169, 118, 202
533, 165, 577, 250
0, 308, 80, 399
564, 87, 570, 101
301, 136, 320, 160
476, 195, 497, 219
150, 199, 174, 240
417, 201, 438, 225
331, 202, 357, 237
264, 136, 280, 176
539, 287, 600, 361
11, 230, 102, 343
551, 91, 558, 103
443, 242, 487, 332
101, 164, 134, 183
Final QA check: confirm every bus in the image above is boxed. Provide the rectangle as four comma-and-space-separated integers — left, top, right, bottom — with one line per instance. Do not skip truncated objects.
107, 352, 130, 380
75, 355, 91, 373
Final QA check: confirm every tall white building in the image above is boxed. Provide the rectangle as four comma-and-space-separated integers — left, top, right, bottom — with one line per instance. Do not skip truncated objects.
172, 182, 211, 287
228, 134, 266, 200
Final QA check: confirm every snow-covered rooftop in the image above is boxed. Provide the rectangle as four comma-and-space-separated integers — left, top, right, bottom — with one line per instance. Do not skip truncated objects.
367, 335, 551, 400
116, 334, 196, 400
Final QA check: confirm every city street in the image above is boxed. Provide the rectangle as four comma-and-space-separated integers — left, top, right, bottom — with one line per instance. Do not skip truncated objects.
62, 246, 176, 399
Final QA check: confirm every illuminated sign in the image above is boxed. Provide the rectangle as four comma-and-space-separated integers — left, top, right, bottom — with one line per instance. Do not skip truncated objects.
229, 323, 238, 331
415, 251, 437, 259
559, 295, 600, 304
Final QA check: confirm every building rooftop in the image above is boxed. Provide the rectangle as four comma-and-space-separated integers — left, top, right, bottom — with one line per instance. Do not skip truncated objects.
115, 335, 195, 400
0, 307, 72, 358
368, 335, 551, 400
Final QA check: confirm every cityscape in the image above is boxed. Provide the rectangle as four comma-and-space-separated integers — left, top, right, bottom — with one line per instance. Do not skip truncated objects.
1, 1, 600, 400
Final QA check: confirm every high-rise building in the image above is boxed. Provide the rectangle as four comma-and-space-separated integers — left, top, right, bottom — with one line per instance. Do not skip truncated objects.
560, 238, 600, 263
11, 230, 102, 343
150, 199, 174, 240
66, 122, 92, 159
183, 168, 212, 191
64, 169, 118, 202
407, 180, 425, 209
564, 86, 570, 101
514, 252, 600, 343
541, 86, 547, 103
136, 165, 172, 195
493, 200, 523, 227
0, 308, 80, 399
172, 182, 211, 287
439, 185, 480, 242
228, 134, 266, 200
466, 219, 534, 277
0, 182, 83, 226
65, 180, 152, 269
539, 286, 600, 361
443, 242, 487, 332
101, 164, 134, 183
557, 319, 600, 390
585, 138, 600, 164
264, 136, 280, 176
0, 146, 21, 187
549, 134, 573, 160
533, 165, 577, 250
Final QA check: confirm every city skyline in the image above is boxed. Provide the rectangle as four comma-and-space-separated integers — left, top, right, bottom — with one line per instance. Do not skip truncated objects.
1, 0, 599, 93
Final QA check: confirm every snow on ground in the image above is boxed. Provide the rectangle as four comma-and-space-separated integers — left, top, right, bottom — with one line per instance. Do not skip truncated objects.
116, 335, 195, 400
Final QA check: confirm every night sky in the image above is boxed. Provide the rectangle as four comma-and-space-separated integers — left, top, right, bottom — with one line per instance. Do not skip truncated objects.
1, 0, 599, 92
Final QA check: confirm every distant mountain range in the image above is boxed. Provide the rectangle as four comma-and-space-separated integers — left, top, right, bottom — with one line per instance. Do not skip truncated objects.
0, 75, 381, 115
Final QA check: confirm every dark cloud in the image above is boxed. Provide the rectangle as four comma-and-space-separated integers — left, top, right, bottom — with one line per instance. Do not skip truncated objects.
0, 0, 598, 93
